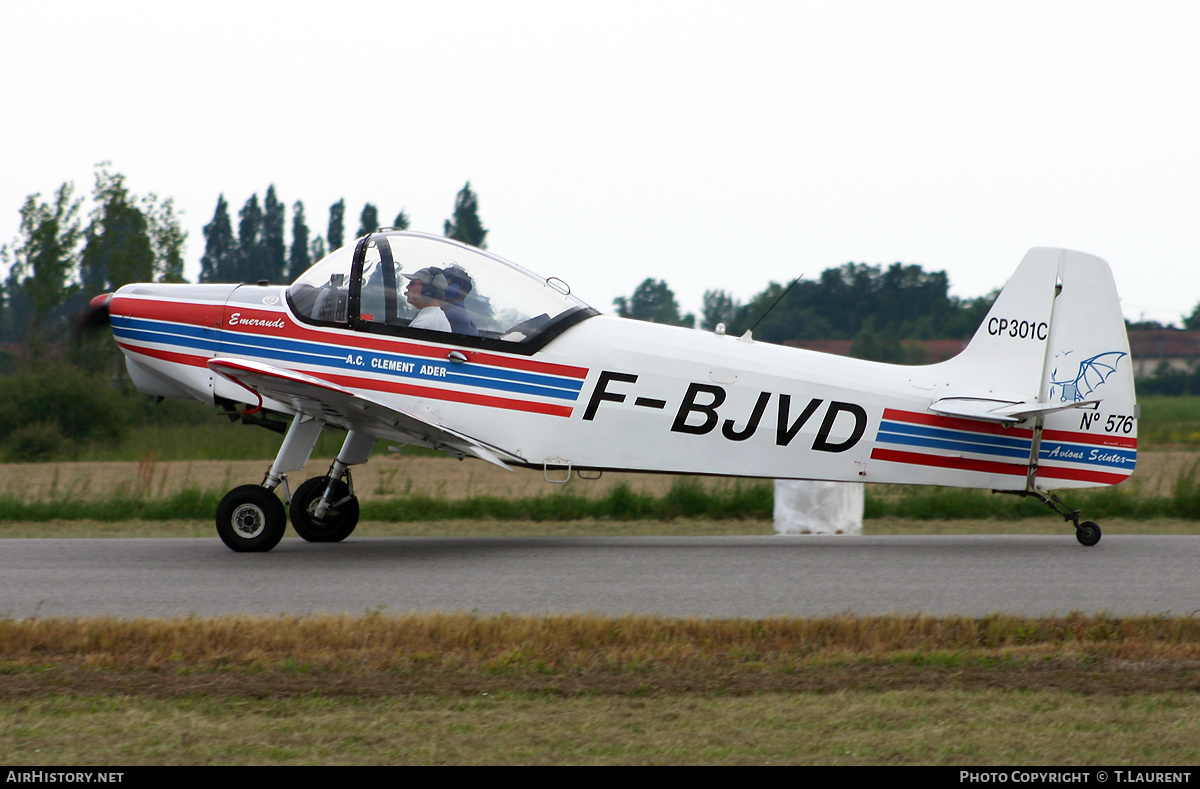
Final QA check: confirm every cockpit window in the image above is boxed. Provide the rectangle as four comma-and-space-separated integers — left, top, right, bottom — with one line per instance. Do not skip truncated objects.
286, 231, 596, 352
285, 243, 355, 325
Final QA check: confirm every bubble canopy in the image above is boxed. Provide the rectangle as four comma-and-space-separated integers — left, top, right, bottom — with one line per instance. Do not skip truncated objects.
286, 231, 597, 353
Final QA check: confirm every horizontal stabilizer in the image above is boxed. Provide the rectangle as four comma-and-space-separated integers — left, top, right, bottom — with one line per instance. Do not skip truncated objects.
930, 396, 1100, 424
207, 357, 521, 470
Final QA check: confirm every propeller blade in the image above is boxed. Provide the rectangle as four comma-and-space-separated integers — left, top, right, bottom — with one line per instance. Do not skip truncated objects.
75, 293, 113, 331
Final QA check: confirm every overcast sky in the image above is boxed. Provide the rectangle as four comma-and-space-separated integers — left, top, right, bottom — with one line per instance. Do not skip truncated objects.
2, 0, 1197, 325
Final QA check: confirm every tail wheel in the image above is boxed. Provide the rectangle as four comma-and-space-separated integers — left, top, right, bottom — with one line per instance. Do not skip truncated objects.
290, 476, 359, 543
216, 485, 287, 552
1075, 521, 1102, 547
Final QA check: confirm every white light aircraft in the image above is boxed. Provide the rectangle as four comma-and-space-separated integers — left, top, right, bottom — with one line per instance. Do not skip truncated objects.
90, 231, 1136, 551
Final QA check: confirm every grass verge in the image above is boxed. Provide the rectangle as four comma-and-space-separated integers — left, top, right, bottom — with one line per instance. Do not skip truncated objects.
1, 612, 1198, 765
2, 470, 1200, 524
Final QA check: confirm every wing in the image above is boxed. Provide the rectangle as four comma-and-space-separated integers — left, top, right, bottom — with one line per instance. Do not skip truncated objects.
207, 357, 522, 469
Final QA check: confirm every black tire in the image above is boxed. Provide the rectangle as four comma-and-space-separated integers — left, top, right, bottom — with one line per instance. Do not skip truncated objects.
216, 485, 287, 553
289, 476, 359, 542
1075, 521, 1102, 547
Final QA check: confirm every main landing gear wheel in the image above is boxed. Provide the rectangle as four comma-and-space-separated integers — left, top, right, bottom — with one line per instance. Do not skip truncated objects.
289, 476, 360, 542
1075, 521, 1102, 547
216, 485, 287, 552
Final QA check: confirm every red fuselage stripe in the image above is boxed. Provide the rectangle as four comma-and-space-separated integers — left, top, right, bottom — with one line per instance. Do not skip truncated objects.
881, 407, 1035, 438
883, 407, 1137, 449
871, 447, 1027, 477
870, 447, 1131, 484
111, 296, 589, 379
119, 342, 573, 417
117, 342, 208, 367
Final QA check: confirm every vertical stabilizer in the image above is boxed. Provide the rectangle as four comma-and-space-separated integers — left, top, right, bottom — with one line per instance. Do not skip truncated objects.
925, 248, 1061, 408
919, 247, 1136, 488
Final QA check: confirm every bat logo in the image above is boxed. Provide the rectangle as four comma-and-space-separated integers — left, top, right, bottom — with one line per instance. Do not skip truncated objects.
1049, 351, 1127, 402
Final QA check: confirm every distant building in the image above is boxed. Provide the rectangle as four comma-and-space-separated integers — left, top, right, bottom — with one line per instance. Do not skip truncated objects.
1127, 330, 1200, 378
785, 331, 1200, 379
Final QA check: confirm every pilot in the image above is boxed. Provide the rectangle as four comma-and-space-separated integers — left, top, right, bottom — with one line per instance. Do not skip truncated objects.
402, 267, 452, 332
440, 264, 479, 337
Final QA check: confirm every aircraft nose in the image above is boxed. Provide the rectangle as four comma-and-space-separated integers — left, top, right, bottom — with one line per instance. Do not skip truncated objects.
76, 292, 113, 331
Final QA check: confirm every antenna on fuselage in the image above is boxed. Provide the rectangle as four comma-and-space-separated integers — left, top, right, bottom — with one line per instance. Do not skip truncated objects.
742, 274, 804, 340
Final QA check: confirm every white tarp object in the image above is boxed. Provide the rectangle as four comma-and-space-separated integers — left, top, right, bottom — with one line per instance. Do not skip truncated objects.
773, 480, 864, 535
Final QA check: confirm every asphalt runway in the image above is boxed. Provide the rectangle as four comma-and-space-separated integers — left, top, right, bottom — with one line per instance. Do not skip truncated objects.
2, 535, 1196, 619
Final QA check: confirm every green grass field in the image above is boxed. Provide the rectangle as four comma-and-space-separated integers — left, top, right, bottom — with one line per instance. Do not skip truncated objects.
1, 612, 1198, 765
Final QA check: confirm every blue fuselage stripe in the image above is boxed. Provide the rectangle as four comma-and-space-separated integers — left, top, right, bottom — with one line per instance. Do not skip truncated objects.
114, 317, 583, 401
877, 419, 1135, 469
876, 427, 1032, 460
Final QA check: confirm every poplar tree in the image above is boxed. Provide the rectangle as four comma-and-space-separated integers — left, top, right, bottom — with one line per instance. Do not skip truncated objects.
262, 185, 286, 283
327, 199, 345, 251
443, 182, 487, 248
236, 194, 264, 282
357, 203, 379, 238
288, 200, 311, 280
200, 195, 235, 282
309, 236, 327, 265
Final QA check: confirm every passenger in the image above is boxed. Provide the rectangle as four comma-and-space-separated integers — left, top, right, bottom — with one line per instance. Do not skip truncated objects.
401, 267, 451, 332
440, 264, 479, 336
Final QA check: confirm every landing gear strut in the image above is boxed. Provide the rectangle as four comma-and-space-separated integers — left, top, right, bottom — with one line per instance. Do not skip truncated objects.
290, 473, 360, 542
213, 414, 373, 553
1000, 488, 1102, 546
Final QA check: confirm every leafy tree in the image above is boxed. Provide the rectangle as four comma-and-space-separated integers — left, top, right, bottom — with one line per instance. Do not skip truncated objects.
5, 182, 82, 339
1136, 359, 1200, 396
392, 209, 410, 231
327, 199, 345, 251
78, 166, 186, 291
444, 182, 487, 248
147, 197, 186, 283
288, 200, 311, 280
80, 167, 154, 294
0, 266, 29, 343
727, 280, 826, 341
262, 185, 286, 283
943, 291, 998, 338
849, 317, 930, 364
726, 261, 984, 344
357, 203, 379, 238
0, 363, 129, 460
1184, 302, 1200, 331
199, 195, 236, 282
614, 278, 694, 327
700, 289, 740, 331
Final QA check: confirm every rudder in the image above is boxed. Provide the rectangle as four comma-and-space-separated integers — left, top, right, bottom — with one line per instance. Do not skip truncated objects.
1034, 249, 1137, 488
